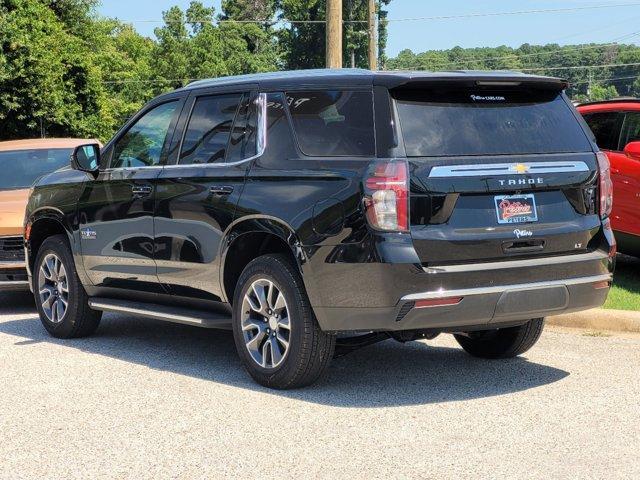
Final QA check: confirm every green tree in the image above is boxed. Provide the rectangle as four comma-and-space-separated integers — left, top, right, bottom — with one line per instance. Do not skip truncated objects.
278, 0, 392, 70
386, 42, 640, 101
588, 84, 619, 102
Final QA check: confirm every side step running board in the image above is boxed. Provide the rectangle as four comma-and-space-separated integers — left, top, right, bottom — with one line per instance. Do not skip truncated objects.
88, 298, 232, 329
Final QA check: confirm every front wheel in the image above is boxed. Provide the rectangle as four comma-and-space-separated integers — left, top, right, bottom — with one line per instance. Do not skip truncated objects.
232, 254, 335, 389
33, 235, 101, 339
453, 318, 545, 359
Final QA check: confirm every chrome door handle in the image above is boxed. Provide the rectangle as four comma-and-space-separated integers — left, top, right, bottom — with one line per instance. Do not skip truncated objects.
132, 185, 152, 196
209, 186, 234, 196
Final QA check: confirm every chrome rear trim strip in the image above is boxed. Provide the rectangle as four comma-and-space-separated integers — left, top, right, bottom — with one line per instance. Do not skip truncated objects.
423, 251, 608, 274
428, 161, 590, 178
401, 274, 612, 301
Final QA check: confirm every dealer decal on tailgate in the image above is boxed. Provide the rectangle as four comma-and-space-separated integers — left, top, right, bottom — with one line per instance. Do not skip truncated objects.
494, 194, 538, 224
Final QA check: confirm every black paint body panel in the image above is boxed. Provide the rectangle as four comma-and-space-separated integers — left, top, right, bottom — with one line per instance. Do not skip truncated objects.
24, 69, 615, 333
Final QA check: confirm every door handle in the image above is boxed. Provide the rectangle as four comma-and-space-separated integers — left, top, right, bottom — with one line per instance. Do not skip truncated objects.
209, 186, 234, 196
131, 185, 152, 196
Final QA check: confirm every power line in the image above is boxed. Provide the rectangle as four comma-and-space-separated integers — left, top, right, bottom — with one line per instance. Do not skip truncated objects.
426, 30, 640, 70
112, 2, 640, 25
384, 3, 640, 22
570, 75, 640, 85
521, 61, 640, 72
435, 42, 632, 70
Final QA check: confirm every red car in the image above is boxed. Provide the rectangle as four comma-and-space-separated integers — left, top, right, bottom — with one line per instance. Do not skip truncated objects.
578, 99, 640, 256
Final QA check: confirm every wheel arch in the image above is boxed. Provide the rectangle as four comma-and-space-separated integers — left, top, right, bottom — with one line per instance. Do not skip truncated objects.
220, 216, 311, 305
26, 209, 73, 274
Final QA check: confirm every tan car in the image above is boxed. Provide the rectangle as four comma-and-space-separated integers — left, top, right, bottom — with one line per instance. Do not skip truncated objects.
0, 138, 99, 291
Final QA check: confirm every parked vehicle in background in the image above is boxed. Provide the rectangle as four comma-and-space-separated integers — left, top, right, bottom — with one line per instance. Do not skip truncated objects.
0, 139, 100, 291
25, 70, 614, 389
578, 99, 640, 256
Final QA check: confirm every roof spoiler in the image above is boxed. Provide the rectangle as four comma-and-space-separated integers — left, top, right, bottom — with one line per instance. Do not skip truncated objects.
376, 72, 568, 91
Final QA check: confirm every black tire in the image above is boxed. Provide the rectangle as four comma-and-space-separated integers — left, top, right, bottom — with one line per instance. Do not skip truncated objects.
33, 235, 101, 339
232, 254, 335, 389
453, 318, 545, 359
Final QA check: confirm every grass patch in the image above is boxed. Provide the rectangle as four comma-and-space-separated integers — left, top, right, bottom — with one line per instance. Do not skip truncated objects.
603, 254, 640, 311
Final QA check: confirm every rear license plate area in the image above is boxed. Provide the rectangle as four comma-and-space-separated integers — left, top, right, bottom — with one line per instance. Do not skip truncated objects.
494, 194, 538, 224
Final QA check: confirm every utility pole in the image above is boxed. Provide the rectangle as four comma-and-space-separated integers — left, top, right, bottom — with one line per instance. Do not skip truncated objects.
326, 0, 342, 68
368, 0, 377, 70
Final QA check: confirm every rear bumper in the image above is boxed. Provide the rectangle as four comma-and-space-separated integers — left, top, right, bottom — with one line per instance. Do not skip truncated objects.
315, 273, 611, 332
304, 235, 614, 332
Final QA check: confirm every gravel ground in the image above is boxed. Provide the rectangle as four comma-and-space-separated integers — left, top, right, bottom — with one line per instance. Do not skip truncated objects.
0, 291, 638, 480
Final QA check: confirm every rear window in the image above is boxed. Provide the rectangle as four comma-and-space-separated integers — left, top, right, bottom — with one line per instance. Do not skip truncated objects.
394, 88, 592, 157
286, 90, 375, 157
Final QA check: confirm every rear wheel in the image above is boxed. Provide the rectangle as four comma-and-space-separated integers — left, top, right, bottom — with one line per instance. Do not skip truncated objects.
34, 235, 101, 339
232, 254, 335, 389
453, 318, 544, 359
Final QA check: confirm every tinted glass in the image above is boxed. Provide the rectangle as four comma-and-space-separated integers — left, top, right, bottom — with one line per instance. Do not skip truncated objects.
583, 112, 622, 151
395, 89, 592, 156
112, 101, 178, 168
0, 148, 72, 189
180, 94, 242, 165
226, 94, 257, 163
286, 90, 375, 157
620, 112, 640, 149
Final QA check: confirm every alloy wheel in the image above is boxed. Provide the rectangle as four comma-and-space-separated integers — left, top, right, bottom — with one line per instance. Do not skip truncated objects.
240, 278, 291, 369
38, 253, 69, 324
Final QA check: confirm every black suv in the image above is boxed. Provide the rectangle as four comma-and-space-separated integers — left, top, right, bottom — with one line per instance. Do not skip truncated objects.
25, 69, 615, 389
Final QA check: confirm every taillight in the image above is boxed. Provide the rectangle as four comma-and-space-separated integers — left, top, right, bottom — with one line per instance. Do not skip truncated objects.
597, 151, 613, 219
363, 160, 409, 232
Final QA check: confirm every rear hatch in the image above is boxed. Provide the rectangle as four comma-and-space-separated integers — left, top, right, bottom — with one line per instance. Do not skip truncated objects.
392, 82, 600, 266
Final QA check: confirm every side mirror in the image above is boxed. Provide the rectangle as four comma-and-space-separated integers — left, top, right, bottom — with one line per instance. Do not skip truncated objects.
623, 141, 640, 160
71, 144, 100, 173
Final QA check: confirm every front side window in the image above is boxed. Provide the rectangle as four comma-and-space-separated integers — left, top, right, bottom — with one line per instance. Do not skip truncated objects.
111, 101, 179, 168
583, 112, 623, 151
0, 148, 73, 189
286, 90, 375, 157
179, 93, 244, 165
620, 112, 640, 149
395, 88, 592, 157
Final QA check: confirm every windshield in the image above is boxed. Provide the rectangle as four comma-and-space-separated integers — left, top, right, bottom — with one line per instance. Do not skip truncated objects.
394, 88, 592, 157
0, 148, 72, 189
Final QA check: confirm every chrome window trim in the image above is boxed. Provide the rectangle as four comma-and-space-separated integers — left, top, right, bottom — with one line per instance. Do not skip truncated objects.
401, 273, 612, 301
164, 92, 268, 170
422, 251, 608, 274
428, 161, 590, 178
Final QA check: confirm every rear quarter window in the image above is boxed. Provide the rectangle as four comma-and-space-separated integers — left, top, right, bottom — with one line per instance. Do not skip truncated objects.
582, 111, 623, 151
394, 88, 592, 157
286, 90, 375, 157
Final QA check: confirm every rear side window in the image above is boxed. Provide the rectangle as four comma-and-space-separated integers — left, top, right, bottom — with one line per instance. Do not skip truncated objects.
394, 89, 592, 157
620, 112, 640, 149
583, 112, 623, 151
179, 93, 243, 165
226, 94, 257, 163
286, 90, 375, 157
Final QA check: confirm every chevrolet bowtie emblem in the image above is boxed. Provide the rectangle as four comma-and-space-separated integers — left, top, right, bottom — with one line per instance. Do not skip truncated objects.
511, 163, 530, 174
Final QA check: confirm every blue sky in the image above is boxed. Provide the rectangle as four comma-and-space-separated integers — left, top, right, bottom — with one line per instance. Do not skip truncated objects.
97, 0, 640, 56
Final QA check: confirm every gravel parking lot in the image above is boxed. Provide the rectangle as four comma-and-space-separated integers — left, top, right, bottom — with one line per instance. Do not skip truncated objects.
0, 291, 638, 480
